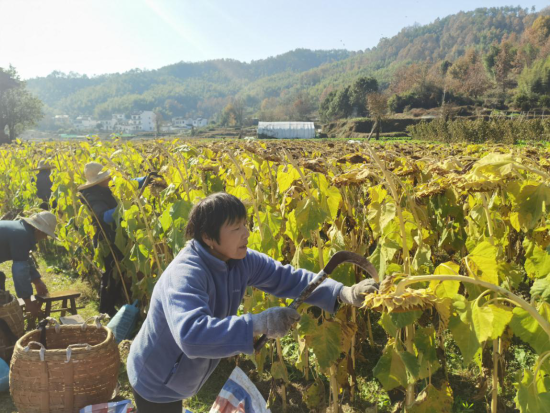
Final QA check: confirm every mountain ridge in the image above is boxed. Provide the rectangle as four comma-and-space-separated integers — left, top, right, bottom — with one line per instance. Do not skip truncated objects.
25, 5, 550, 122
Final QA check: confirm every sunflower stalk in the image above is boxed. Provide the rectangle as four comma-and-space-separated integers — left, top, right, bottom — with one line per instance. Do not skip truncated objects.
482, 192, 498, 413
363, 141, 410, 275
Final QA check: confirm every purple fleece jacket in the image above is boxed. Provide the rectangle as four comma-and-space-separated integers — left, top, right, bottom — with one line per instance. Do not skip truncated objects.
127, 239, 344, 403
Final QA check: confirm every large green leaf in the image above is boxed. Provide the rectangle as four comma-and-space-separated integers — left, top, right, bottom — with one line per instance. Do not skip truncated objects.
408, 383, 453, 413
430, 263, 461, 313
400, 350, 421, 383
373, 346, 408, 391
524, 240, 550, 279
514, 182, 550, 231
284, 209, 299, 244
412, 244, 432, 273
509, 303, 550, 355
515, 370, 550, 413
448, 297, 482, 367
472, 303, 513, 342
303, 378, 325, 411
368, 236, 400, 278
320, 185, 342, 220
298, 315, 342, 370
415, 327, 439, 365
366, 185, 391, 238
258, 207, 283, 256
293, 198, 330, 241
271, 360, 289, 384
379, 312, 398, 338
466, 241, 499, 285
532, 277, 550, 303
414, 327, 441, 379
277, 165, 301, 193
390, 311, 422, 329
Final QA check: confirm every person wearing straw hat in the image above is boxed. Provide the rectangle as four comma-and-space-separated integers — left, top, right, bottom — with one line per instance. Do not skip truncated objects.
33, 160, 55, 209
78, 162, 146, 315
0, 211, 57, 317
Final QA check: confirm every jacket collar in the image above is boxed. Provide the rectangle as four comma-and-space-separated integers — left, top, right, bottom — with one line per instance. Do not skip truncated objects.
189, 239, 239, 272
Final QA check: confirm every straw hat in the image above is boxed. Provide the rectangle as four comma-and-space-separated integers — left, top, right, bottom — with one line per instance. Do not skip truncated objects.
22, 211, 58, 240
33, 160, 54, 171
78, 162, 111, 190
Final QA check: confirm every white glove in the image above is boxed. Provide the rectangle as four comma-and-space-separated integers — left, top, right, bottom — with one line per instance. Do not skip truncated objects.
339, 279, 379, 307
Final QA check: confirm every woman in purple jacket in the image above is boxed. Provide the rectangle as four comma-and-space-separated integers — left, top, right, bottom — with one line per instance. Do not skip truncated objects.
127, 193, 377, 412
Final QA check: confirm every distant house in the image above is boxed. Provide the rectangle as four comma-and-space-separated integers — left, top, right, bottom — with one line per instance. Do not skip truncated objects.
171, 117, 208, 129
193, 118, 208, 127
53, 115, 72, 128
98, 119, 117, 131
140, 111, 156, 132
257, 122, 315, 139
128, 111, 156, 132
172, 117, 189, 128
74, 116, 98, 131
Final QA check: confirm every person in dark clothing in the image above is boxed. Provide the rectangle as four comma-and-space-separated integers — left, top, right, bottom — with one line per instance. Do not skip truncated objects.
34, 160, 55, 210
0, 212, 58, 316
78, 162, 146, 316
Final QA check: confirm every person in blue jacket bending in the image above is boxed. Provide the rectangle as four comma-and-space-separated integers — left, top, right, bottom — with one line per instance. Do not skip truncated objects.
127, 192, 378, 413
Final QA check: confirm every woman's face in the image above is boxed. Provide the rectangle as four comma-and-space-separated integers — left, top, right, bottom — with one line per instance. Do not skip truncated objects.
203, 218, 250, 262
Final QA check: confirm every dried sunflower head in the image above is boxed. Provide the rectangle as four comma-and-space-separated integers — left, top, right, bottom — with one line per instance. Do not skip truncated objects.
393, 161, 420, 177
332, 167, 379, 187
363, 274, 440, 313
301, 158, 326, 174
149, 177, 168, 197
414, 181, 448, 199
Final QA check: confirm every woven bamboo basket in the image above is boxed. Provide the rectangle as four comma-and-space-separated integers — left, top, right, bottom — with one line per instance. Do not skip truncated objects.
10, 317, 120, 413
0, 290, 25, 362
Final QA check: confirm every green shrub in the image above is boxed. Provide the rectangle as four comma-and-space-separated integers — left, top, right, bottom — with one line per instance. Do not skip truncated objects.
407, 117, 550, 143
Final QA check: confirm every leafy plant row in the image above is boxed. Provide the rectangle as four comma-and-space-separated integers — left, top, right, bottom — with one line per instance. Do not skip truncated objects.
1, 139, 550, 412
408, 117, 550, 144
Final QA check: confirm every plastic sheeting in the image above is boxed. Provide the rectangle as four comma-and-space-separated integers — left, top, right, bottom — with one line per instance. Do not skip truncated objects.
257, 122, 315, 139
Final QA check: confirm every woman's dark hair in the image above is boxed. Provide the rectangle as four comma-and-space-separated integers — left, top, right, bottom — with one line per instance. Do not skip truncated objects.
185, 192, 247, 247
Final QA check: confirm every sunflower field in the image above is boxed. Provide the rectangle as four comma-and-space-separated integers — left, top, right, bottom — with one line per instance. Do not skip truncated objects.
2, 137, 550, 412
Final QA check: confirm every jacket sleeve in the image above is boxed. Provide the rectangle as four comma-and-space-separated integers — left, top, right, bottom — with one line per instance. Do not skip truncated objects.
162, 262, 254, 359
103, 208, 116, 224
132, 177, 146, 189
246, 250, 344, 313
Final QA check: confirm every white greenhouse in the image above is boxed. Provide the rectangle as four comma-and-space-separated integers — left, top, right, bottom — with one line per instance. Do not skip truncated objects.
257, 122, 316, 139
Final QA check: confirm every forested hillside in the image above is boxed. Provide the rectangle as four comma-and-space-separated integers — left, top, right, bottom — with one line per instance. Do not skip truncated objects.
26, 6, 550, 126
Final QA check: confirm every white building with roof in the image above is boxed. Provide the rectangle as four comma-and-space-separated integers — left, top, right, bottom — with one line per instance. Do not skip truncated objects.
128, 111, 156, 132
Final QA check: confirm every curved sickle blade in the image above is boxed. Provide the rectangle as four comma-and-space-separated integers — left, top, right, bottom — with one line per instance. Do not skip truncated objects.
254, 251, 379, 352
324, 251, 379, 282
288, 251, 379, 311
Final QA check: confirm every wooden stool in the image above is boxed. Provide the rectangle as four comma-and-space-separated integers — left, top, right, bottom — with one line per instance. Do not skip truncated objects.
35, 290, 82, 318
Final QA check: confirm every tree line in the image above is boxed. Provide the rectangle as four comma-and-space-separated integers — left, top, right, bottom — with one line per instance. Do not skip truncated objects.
3, 6, 550, 140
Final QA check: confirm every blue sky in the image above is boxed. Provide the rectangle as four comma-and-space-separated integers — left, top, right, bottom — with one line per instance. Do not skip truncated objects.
1, 0, 548, 79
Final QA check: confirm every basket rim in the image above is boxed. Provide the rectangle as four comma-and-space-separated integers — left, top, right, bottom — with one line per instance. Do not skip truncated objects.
14, 325, 115, 355
0, 292, 16, 307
